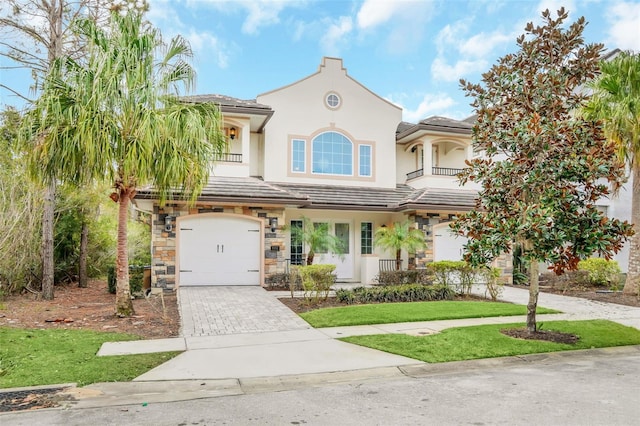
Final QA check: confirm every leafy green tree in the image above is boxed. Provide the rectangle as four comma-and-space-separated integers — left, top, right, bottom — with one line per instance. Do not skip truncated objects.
24, 10, 226, 316
0, 106, 43, 293
374, 220, 426, 271
583, 51, 640, 295
452, 8, 633, 332
1, 0, 115, 300
290, 217, 345, 265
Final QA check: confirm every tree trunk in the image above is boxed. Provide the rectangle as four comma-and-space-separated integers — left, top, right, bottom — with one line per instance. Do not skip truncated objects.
527, 257, 540, 332
307, 251, 314, 266
623, 166, 639, 295
115, 187, 134, 317
78, 219, 88, 288
395, 249, 402, 271
41, 181, 56, 300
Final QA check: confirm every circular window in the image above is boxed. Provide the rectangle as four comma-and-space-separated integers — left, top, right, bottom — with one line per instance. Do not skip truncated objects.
325, 92, 341, 109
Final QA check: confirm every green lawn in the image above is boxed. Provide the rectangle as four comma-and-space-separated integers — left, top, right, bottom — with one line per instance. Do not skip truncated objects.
300, 301, 559, 328
0, 327, 180, 389
342, 320, 640, 363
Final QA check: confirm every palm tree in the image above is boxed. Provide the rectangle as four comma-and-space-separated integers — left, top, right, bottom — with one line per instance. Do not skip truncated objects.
584, 51, 640, 295
24, 10, 226, 316
290, 217, 344, 265
374, 220, 426, 270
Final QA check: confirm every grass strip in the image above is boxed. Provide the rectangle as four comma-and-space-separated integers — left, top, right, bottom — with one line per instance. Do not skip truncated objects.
300, 301, 559, 328
0, 327, 180, 389
341, 320, 640, 363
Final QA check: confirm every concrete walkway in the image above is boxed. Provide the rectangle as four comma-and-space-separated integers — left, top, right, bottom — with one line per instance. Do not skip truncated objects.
96, 284, 640, 382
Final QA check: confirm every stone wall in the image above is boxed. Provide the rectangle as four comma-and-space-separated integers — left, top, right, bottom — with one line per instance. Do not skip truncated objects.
409, 212, 513, 283
151, 203, 286, 290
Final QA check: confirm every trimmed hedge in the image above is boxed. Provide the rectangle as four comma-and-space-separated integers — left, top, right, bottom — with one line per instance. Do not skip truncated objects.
335, 284, 454, 304
376, 269, 434, 286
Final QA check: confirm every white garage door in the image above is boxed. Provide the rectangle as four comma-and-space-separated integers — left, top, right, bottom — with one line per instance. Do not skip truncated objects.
433, 223, 467, 261
178, 215, 261, 286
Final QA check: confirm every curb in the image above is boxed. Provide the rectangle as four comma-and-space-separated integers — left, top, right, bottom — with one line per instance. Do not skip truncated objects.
5, 345, 639, 411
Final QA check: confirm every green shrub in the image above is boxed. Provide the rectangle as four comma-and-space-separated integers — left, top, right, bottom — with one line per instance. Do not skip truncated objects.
577, 258, 621, 289
335, 284, 454, 304
426, 260, 467, 287
107, 265, 144, 295
482, 267, 503, 301
297, 264, 336, 305
376, 269, 434, 285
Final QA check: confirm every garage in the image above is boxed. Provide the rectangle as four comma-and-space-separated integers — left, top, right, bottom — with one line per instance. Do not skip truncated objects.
433, 223, 467, 262
178, 214, 262, 286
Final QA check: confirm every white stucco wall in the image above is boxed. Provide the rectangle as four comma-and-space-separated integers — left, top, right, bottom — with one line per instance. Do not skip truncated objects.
604, 172, 634, 273
257, 57, 402, 189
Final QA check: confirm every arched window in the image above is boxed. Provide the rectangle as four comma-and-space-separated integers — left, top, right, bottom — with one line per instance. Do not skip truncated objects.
312, 132, 353, 175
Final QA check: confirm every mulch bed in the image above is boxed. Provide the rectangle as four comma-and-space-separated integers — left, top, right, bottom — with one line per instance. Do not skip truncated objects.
0, 386, 72, 412
501, 328, 579, 344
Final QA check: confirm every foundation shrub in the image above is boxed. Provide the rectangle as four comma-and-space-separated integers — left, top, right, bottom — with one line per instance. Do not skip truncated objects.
335, 284, 454, 304
577, 259, 622, 289
297, 264, 336, 305
376, 269, 434, 285
265, 272, 302, 291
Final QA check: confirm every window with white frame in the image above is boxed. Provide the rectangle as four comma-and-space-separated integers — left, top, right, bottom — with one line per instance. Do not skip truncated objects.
292, 139, 306, 173
359, 144, 372, 177
312, 132, 353, 175
361, 222, 373, 254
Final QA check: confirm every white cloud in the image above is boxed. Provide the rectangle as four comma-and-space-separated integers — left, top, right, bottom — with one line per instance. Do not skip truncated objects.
605, 1, 640, 51
390, 92, 458, 123
241, 1, 287, 35
184, 30, 231, 69
459, 31, 512, 58
430, 14, 517, 83
431, 57, 489, 82
182, 0, 303, 35
320, 16, 354, 56
356, 0, 404, 29
536, 0, 577, 17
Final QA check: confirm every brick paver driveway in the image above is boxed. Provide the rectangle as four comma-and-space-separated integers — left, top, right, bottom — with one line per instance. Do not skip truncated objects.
178, 286, 311, 337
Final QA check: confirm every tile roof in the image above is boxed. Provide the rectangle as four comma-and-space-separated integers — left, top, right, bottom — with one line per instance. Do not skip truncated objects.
396, 115, 473, 141
136, 177, 477, 212
274, 182, 415, 211
182, 94, 272, 112
400, 187, 478, 210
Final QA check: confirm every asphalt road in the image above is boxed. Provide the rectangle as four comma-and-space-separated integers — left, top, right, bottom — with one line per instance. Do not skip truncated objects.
2, 348, 639, 425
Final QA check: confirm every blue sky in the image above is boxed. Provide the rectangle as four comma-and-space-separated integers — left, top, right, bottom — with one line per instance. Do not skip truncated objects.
2, 0, 639, 121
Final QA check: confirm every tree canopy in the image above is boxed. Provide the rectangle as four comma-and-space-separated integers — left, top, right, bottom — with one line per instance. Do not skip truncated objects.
24, 9, 226, 316
583, 51, 640, 295
374, 220, 426, 271
451, 8, 633, 331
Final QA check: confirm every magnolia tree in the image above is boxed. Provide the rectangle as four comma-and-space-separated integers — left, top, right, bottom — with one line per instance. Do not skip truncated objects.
451, 8, 633, 332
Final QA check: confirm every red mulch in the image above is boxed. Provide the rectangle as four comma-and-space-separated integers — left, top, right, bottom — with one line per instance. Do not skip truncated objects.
0, 279, 179, 339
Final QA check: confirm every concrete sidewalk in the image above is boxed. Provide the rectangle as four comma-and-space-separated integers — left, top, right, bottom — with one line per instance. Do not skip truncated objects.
96, 284, 640, 383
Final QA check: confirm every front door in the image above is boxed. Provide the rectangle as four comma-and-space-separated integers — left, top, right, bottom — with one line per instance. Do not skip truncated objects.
317, 222, 353, 280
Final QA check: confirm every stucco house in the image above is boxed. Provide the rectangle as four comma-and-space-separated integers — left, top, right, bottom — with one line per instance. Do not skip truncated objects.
133, 57, 632, 291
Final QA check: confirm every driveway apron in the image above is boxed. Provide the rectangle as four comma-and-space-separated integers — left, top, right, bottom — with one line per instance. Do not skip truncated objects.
178, 286, 311, 337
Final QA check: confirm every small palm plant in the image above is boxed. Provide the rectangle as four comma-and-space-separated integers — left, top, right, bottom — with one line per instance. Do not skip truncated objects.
375, 220, 426, 270
290, 216, 345, 265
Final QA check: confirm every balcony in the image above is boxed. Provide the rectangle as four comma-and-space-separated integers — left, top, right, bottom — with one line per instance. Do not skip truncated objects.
406, 167, 468, 180
215, 153, 243, 163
